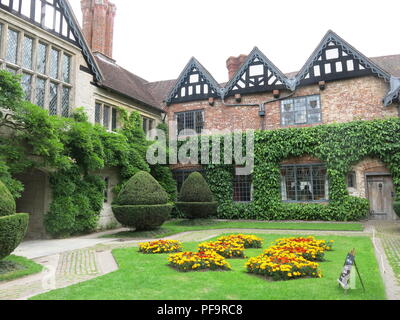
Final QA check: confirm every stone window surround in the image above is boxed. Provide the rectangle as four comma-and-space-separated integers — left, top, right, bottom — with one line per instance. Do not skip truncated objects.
0, 19, 74, 116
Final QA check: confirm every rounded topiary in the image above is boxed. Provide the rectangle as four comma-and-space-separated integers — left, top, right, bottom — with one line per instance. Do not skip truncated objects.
0, 213, 29, 260
0, 180, 16, 217
176, 172, 218, 219
394, 201, 400, 218
112, 171, 172, 230
0, 181, 29, 260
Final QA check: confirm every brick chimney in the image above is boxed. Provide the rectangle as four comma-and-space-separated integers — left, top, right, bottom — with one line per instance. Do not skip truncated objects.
81, 0, 117, 58
226, 54, 248, 80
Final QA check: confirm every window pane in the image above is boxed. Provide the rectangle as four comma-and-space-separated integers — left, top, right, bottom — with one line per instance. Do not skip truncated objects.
95, 103, 102, 124
49, 82, 58, 115
177, 113, 185, 134
281, 96, 321, 126
35, 78, 46, 108
195, 111, 204, 134
62, 54, 71, 83
233, 175, 252, 202
103, 105, 110, 129
112, 108, 117, 131
50, 48, 59, 79
37, 42, 47, 74
21, 73, 32, 101
22, 36, 33, 69
61, 87, 70, 118
6, 29, 19, 64
281, 165, 327, 202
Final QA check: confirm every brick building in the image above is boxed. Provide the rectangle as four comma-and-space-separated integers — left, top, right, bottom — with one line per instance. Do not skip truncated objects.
0, 0, 399, 240
160, 31, 400, 221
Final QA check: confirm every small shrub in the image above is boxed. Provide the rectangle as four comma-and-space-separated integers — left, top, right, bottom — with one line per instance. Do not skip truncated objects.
0, 214, 29, 260
176, 172, 218, 219
112, 171, 172, 230
0, 180, 16, 217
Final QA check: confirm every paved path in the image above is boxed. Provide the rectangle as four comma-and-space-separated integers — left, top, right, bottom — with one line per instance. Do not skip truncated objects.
1, 221, 399, 300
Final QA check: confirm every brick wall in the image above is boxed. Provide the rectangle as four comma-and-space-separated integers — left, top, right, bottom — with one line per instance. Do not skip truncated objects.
167, 76, 398, 133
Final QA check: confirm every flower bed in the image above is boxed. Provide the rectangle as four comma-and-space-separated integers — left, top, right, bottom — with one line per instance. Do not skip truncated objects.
246, 236, 333, 281
168, 251, 231, 272
217, 234, 263, 249
139, 240, 182, 254
198, 240, 245, 259
246, 251, 321, 281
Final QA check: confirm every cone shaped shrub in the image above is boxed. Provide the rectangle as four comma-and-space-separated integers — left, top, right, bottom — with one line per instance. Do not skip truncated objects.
0, 181, 29, 260
176, 172, 218, 219
112, 171, 172, 230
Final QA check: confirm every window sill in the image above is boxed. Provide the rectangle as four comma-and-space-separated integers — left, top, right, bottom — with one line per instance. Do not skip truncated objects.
282, 200, 329, 204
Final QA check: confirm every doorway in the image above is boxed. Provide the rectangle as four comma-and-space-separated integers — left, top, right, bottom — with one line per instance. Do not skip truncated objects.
367, 175, 396, 220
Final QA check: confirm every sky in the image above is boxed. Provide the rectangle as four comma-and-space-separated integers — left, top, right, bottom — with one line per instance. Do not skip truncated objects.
69, 0, 400, 84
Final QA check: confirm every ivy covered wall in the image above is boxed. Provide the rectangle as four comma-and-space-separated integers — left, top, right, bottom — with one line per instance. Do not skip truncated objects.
204, 118, 400, 221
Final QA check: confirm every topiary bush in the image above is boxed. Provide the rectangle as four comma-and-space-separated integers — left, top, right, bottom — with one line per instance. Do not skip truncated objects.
176, 172, 218, 219
394, 201, 400, 218
0, 180, 16, 217
0, 181, 29, 260
112, 171, 172, 230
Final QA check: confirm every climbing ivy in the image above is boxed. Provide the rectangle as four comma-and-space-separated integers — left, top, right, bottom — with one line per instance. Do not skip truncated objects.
0, 70, 176, 237
204, 118, 400, 221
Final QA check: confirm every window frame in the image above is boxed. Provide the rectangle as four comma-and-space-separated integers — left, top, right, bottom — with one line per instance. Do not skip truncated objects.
94, 101, 119, 132
280, 163, 329, 203
280, 95, 322, 127
233, 174, 253, 203
175, 109, 204, 136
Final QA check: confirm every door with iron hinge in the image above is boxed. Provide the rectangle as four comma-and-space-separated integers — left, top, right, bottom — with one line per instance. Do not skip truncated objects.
367, 175, 396, 220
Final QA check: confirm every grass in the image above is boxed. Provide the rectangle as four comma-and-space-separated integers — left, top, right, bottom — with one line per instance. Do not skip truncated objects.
31, 234, 385, 300
102, 219, 364, 239
0, 255, 43, 282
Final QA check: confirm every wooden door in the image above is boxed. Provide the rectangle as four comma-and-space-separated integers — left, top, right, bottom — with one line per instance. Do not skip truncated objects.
367, 175, 396, 220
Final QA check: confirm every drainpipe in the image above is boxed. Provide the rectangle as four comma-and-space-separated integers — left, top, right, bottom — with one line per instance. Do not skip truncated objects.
221, 91, 296, 130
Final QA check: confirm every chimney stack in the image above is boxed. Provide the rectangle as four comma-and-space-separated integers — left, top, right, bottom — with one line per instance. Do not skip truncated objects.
81, 0, 117, 58
226, 54, 248, 80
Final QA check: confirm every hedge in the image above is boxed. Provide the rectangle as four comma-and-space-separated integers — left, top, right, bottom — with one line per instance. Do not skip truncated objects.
0, 213, 29, 260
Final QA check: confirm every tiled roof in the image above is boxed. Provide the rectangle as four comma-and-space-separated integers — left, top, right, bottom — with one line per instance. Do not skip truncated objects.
95, 52, 400, 110
94, 53, 163, 111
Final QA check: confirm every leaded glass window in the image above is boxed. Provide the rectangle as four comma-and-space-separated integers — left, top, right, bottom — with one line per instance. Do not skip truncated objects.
49, 82, 58, 115
95, 103, 102, 124
103, 105, 110, 130
21, 73, 32, 101
37, 42, 47, 74
62, 54, 71, 83
50, 48, 59, 79
176, 110, 204, 135
22, 36, 33, 69
35, 78, 46, 108
281, 164, 328, 202
6, 29, 19, 64
281, 95, 322, 126
112, 108, 118, 132
61, 87, 70, 117
233, 175, 253, 202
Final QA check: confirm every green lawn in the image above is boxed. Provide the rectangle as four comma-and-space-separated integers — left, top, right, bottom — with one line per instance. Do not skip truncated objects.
0, 255, 43, 282
31, 234, 385, 300
103, 219, 364, 239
